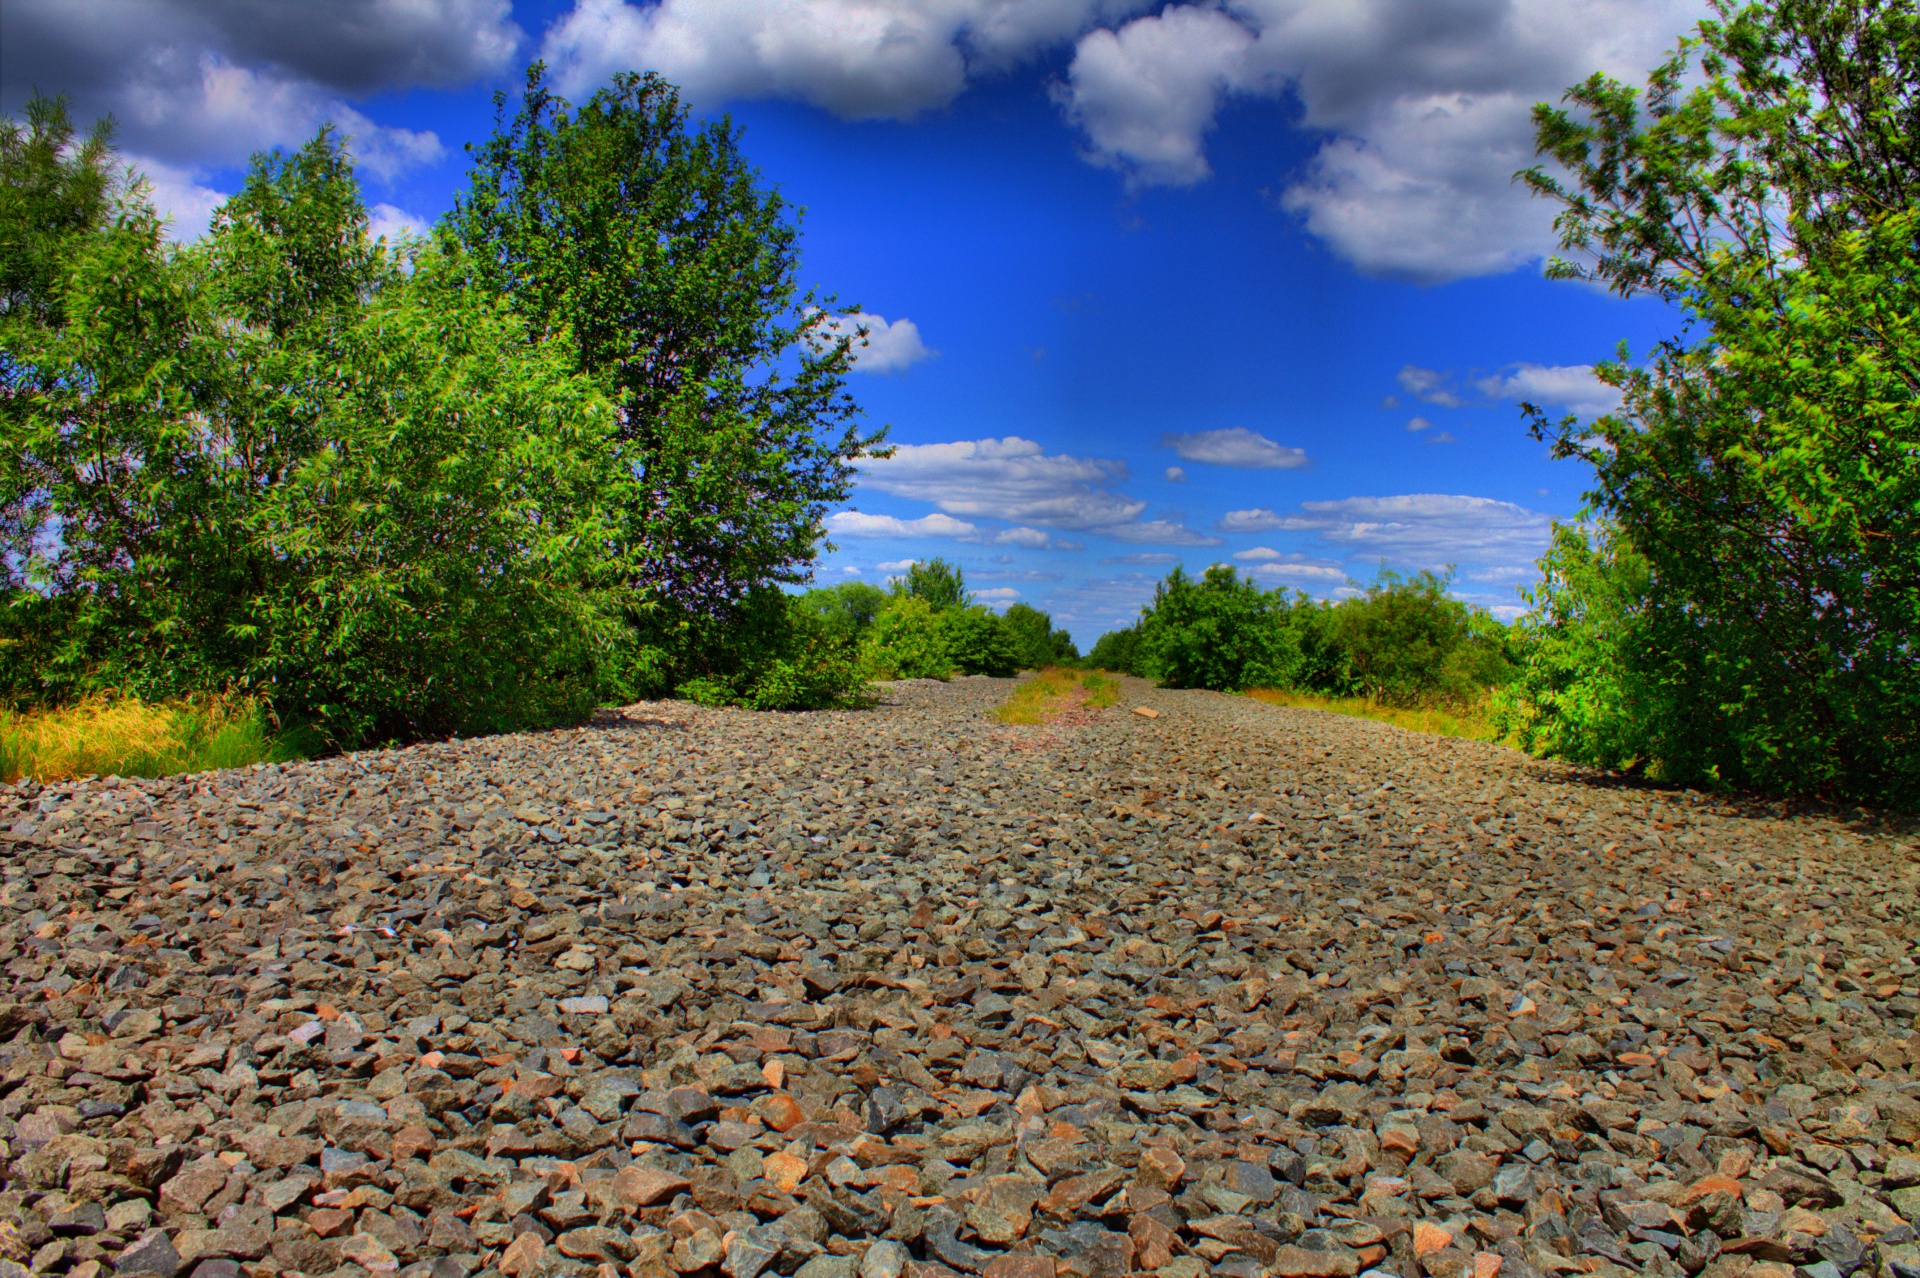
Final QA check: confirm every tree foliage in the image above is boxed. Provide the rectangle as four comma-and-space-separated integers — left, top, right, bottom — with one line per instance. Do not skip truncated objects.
449, 66, 884, 619
1, 112, 630, 746
1088, 565, 1516, 706
1508, 0, 1920, 805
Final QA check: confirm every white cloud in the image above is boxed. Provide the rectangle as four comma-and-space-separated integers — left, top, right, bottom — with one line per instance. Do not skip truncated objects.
1056, 0, 1705, 281
1055, 4, 1255, 187
5, 4, 486, 175
541, 0, 1155, 117
1164, 466, 1186, 482
1477, 363, 1623, 418
1101, 552, 1179, 565
1100, 519, 1223, 547
877, 558, 919, 572
1405, 416, 1432, 432
1161, 426, 1308, 470
1234, 548, 1349, 585
993, 527, 1082, 550
1428, 430, 1458, 444
814, 310, 936, 373
974, 586, 1022, 604
367, 202, 432, 243
1216, 507, 1285, 533
825, 510, 981, 539
857, 436, 1213, 544
131, 155, 229, 241
1396, 365, 1465, 408
1264, 493, 1553, 571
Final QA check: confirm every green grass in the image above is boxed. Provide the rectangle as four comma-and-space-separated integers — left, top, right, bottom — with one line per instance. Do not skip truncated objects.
995, 667, 1121, 724
1245, 687, 1511, 745
0, 694, 311, 783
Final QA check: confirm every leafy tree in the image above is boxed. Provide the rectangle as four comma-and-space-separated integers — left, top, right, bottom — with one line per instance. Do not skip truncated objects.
794, 580, 888, 644
940, 606, 1019, 678
1332, 569, 1512, 707
1086, 625, 1147, 676
899, 557, 970, 611
2, 112, 628, 744
450, 65, 886, 620
1002, 603, 1079, 669
1512, 0, 1920, 804
860, 596, 953, 680
1137, 567, 1294, 691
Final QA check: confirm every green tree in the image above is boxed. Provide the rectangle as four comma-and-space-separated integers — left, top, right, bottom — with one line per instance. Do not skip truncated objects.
899, 557, 970, 611
1002, 603, 1079, 669
1137, 567, 1293, 691
860, 596, 953, 681
1086, 625, 1146, 676
449, 66, 885, 624
940, 606, 1019, 678
1332, 569, 1510, 707
1512, 0, 1920, 804
2, 113, 629, 744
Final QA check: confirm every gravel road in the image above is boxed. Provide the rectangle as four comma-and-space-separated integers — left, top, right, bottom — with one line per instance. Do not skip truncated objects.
4, 676, 1919, 1278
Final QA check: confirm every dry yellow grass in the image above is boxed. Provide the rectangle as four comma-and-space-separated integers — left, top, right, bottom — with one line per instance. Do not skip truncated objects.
1244, 687, 1510, 745
995, 667, 1120, 725
0, 694, 299, 783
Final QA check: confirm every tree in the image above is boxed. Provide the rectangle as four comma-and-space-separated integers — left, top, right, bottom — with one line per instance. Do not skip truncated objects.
2, 112, 629, 744
899, 557, 970, 610
1511, 0, 1920, 804
450, 66, 885, 621
1002, 603, 1079, 669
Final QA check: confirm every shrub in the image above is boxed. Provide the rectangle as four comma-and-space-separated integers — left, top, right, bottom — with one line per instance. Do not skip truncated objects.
1002, 603, 1079, 670
941, 606, 1020, 678
1512, 0, 1920, 804
860, 597, 954, 681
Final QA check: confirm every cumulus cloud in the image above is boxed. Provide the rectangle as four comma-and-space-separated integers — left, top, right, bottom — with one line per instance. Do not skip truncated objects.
132, 155, 230, 241
993, 527, 1083, 550
825, 510, 980, 539
858, 436, 1212, 544
813, 311, 936, 373
1265, 493, 1553, 571
1477, 363, 1623, 418
1056, 4, 1255, 186
1102, 552, 1180, 565
367, 202, 432, 243
1216, 507, 1286, 533
1164, 466, 1187, 482
876, 558, 919, 572
2, 1, 506, 173
1405, 416, 1433, 432
1056, 0, 1704, 280
1397, 365, 1465, 408
541, 0, 1155, 116
974, 586, 1022, 605
1233, 548, 1349, 586
1161, 426, 1308, 470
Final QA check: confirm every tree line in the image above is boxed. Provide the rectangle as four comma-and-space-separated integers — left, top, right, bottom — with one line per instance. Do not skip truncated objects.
4, 0, 1915, 808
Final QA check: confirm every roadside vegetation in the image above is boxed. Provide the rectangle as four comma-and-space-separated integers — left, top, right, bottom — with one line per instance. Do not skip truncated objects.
1243, 689, 1506, 746
0, 695, 309, 783
1090, 1, 1919, 809
3, 2, 1913, 806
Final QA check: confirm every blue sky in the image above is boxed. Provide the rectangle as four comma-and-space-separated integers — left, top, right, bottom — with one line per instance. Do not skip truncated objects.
5, 0, 1704, 643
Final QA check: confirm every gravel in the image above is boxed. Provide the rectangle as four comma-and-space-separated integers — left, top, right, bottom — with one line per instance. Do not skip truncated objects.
4, 675, 1919, 1278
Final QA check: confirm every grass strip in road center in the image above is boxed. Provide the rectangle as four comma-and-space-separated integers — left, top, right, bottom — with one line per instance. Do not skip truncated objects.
994, 667, 1120, 725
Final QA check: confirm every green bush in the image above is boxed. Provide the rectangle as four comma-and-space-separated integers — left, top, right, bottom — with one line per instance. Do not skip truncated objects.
860, 597, 954, 681
1, 113, 629, 747
941, 606, 1020, 678
1002, 603, 1079, 670
1510, 0, 1920, 804
1091, 564, 1512, 705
